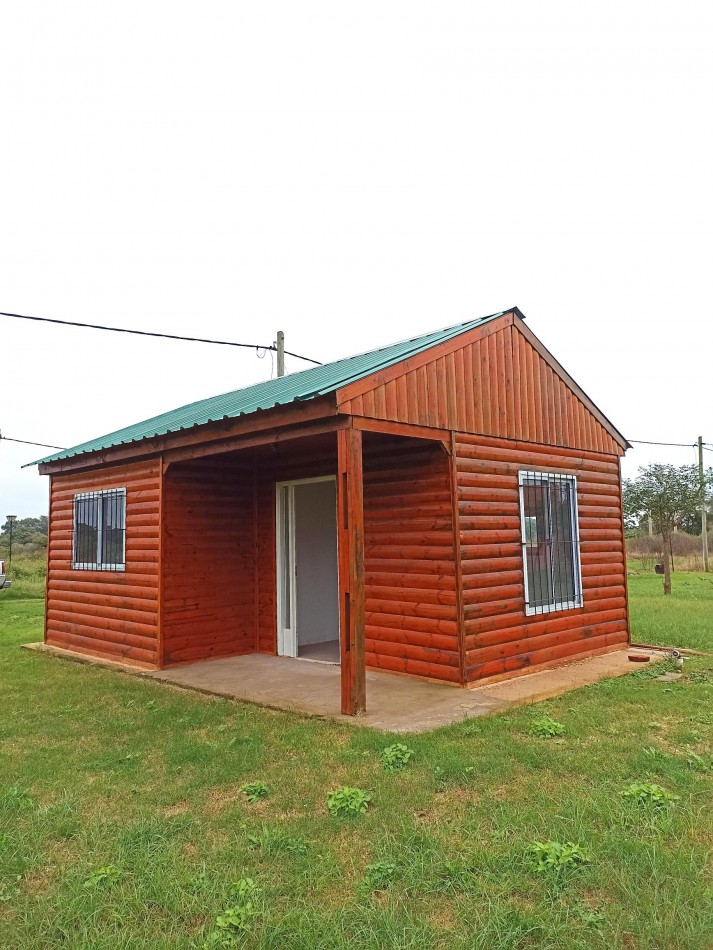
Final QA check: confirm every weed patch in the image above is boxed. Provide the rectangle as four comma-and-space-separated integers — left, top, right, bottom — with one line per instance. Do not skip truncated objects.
621, 782, 680, 810
529, 717, 566, 739
240, 781, 269, 804
526, 840, 590, 882
380, 743, 415, 772
327, 787, 372, 817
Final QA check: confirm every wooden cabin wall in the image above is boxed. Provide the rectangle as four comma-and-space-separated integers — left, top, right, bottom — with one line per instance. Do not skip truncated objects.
45, 459, 161, 667
338, 323, 622, 456
455, 433, 628, 682
162, 458, 255, 665
362, 436, 460, 683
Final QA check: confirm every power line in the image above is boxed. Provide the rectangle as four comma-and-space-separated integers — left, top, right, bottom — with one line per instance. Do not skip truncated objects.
0, 435, 66, 450
629, 439, 697, 448
0, 309, 322, 365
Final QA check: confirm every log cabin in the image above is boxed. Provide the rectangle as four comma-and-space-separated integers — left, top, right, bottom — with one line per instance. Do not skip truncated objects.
29, 308, 630, 714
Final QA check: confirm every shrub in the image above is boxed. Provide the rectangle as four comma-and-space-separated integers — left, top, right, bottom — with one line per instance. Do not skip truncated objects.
380, 743, 415, 772
529, 717, 565, 739
327, 787, 372, 817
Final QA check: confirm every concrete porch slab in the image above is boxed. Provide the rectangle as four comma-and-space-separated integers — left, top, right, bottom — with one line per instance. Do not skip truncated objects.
150, 654, 510, 732
24, 643, 666, 733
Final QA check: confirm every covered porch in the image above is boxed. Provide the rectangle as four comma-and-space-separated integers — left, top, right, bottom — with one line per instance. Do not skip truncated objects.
159, 417, 459, 715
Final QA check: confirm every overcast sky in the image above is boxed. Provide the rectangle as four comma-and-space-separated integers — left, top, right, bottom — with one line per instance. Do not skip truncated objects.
1, 2, 711, 519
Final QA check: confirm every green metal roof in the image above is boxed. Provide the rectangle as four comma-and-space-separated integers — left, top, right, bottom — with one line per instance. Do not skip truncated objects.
28, 312, 507, 467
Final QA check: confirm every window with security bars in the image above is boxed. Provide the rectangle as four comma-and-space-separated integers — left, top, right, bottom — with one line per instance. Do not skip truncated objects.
518, 471, 582, 615
73, 489, 126, 570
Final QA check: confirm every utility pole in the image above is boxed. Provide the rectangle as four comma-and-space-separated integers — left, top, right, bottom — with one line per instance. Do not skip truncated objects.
698, 436, 709, 572
276, 330, 285, 378
6, 515, 17, 569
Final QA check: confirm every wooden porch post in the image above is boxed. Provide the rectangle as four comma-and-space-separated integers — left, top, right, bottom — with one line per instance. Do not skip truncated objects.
337, 425, 366, 715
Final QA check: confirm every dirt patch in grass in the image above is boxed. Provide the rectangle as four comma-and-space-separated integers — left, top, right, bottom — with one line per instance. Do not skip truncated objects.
165, 800, 191, 817
22, 865, 57, 894
204, 787, 241, 817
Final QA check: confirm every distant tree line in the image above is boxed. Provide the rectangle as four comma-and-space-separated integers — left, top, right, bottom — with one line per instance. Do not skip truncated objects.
0, 516, 48, 553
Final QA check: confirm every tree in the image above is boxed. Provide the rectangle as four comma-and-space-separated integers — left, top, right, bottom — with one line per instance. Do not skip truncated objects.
623, 464, 713, 594
0, 516, 49, 551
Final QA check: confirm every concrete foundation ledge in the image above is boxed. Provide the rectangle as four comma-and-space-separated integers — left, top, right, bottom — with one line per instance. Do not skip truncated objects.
22, 642, 667, 733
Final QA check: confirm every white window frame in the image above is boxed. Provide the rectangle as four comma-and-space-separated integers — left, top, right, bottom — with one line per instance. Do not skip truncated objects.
518, 470, 582, 616
72, 488, 126, 571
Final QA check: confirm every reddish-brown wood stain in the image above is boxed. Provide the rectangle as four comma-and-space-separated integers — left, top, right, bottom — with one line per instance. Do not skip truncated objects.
42, 309, 629, 707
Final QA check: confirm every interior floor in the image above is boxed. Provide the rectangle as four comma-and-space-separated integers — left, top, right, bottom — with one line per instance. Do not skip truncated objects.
298, 639, 340, 663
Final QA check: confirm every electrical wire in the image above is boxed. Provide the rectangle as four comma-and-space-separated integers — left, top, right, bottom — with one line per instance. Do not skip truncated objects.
0, 309, 322, 365
629, 439, 697, 448
0, 435, 67, 450
5, 430, 708, 457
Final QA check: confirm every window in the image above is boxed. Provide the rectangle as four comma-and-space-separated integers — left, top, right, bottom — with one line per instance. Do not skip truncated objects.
518, 471, 582, 615
73, 488, 126, 570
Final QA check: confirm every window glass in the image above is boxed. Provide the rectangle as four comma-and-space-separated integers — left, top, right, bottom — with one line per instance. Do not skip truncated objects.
520, 473, 581, 614
74, 496, 99, 567
73, 489, 126, 570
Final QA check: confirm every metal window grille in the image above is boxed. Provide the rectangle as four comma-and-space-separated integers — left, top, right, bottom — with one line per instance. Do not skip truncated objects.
518, 471, 582, 616
73, 488, 126, 570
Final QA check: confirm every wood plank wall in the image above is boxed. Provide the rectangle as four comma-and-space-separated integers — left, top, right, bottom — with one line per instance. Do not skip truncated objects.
162, 458, 255, 665
362, 436, 460, 683
45, 459, 161, 666
252, 435, 460, 684
456, 433, 628, 682
338, 323, 622, 456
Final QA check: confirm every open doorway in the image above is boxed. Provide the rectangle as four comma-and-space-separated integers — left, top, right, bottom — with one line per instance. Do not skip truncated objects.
276, 476, 339, 663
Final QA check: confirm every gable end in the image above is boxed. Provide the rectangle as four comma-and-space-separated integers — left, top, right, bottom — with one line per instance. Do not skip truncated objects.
336, 314, 627, 456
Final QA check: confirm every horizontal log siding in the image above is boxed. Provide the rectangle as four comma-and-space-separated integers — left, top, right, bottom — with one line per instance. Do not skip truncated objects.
456, 434, 629, 682
363, 437, 460, 682
162, 459, 255, 665
45, 459, 161, 666
339, 323, 621, 456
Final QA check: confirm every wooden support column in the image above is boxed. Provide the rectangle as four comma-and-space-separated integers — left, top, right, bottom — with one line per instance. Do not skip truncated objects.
337, 425, 366, 715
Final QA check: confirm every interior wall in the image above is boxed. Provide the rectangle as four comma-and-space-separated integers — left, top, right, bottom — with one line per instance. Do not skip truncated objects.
294, 479, 339, 646
162, 457, 256, 665
362, 435, 460, 683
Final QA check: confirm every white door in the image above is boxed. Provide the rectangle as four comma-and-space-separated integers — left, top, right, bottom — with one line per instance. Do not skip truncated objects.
276, 477, 339, 659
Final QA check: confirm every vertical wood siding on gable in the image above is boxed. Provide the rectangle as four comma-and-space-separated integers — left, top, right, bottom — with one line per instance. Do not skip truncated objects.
45, 459, 161, 666
162, 459, 255, 665
362, 437, 460, 683
338, 324, 622, 456
455, 433, 629, 682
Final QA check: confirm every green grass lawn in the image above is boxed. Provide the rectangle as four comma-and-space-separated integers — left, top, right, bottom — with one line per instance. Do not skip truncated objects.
1, 577, 711, 949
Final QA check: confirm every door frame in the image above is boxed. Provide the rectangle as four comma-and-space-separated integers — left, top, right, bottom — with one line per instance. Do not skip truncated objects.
276, 475, 338, 658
